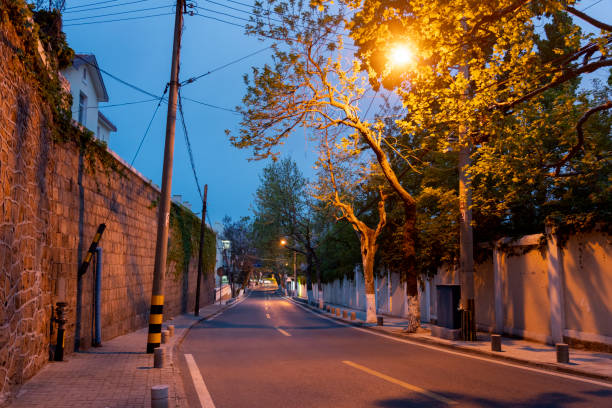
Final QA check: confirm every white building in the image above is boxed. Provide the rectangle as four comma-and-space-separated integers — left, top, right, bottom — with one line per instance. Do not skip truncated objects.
61, 54, 116, 144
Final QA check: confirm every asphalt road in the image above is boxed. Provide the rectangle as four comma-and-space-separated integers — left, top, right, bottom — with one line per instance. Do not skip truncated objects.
178, 288, 612, 407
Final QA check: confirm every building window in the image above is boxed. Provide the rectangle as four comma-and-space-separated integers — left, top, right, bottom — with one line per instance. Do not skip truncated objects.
82, 68, 87, 83
78, 92, 87, 126
97, 125, 100, 140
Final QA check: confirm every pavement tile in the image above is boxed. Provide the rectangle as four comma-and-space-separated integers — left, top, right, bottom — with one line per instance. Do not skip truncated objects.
8, 302, 230, 408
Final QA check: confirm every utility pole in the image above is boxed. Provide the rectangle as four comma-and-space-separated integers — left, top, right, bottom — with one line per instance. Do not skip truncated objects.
146, 0, 185, 354
293, 251, 297, 297
194, 184, 208, 316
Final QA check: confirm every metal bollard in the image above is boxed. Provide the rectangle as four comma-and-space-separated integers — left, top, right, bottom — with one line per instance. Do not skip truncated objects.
151, 385, 169, 408
350, 311, 356, 320
491, 334, 502, 352
161, 330, 170, 344
167, 325, 174, 337
556, 343, 569, 363
377, 316, 384, 326
153, 347, 166, 368
342, 310, 348, 319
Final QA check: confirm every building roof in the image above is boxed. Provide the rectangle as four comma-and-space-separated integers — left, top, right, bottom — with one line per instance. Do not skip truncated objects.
98, 111, 117, 132
72, 54, 109, 102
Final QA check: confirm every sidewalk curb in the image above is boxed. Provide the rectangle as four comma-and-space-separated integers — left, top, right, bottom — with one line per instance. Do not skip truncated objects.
171, 291, 251, 353
289, 297, 612, 384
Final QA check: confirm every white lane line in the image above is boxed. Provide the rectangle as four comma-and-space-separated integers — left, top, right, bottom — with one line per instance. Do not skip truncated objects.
184, 354, 216, 408
283, 296, 612, 389
343, 360, 457, 405
205, 293, 250, 321
276, 327, 291, 336
266, 313, 270, 319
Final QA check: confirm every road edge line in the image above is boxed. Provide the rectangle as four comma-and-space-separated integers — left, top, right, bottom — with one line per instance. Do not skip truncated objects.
283, 296, 612, 388
184, 353, 216, 408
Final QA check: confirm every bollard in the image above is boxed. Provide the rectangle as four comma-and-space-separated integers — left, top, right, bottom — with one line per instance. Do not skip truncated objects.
167, 325, 174, 337
342, 310, 348, 319
491, 334, 502, 352
556, 343, 569, 363
377, 316, 384, 326
336, 309, 341, 317
331, 307, 335, 314
151, 385, 169, 408
350, 311, 356, 321
153, 347, 166, 368
161, 330, 170, 344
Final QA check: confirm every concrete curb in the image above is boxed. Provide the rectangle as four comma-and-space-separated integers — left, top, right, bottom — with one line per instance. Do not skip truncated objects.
289, 297, 612, 384
170, 291, 251, 354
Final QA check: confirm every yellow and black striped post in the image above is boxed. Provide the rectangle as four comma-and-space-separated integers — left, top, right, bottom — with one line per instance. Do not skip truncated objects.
146, 295, 164, 353
78, 223, 106, 277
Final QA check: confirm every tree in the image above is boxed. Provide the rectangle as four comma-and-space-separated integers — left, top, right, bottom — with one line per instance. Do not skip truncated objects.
346, 0, 611, 335
221, 216, 256, 294
314, 130, 388, 323
251, 158, 323, 305
229, 0, 422, 330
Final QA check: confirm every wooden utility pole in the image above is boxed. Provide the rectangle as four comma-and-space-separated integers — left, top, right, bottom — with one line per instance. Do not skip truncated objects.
146, 0, 185, 354
194, 184, 208, 316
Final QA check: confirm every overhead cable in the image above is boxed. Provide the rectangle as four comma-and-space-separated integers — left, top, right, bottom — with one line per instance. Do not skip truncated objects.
181, 45, 272, 86
63, 5, 172, 22
63, 0, 151, 14
64, 12, 174, 26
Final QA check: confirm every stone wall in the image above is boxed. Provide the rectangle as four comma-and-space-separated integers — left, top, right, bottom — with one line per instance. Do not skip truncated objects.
0, 17, 215, 405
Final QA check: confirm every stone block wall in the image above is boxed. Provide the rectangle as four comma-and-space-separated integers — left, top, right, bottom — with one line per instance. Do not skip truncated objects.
0, 17, 215, 405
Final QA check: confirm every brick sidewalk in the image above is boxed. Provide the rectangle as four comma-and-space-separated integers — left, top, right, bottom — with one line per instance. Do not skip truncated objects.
298, 298, 612, 382
8, 302, 230, 408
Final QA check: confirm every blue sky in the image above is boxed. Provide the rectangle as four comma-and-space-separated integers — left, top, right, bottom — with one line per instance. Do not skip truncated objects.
61, 0, 610, 229
63, 0, 319, 229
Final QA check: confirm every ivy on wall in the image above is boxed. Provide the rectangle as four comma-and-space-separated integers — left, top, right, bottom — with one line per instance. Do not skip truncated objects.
167, 203, 216, 281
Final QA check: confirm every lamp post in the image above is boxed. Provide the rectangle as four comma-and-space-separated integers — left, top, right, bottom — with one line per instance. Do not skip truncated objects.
280, 239, 298, 297
388, 42, 476, 340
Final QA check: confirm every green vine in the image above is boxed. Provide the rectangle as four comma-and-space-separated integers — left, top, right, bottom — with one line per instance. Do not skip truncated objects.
167, 203, 216, 281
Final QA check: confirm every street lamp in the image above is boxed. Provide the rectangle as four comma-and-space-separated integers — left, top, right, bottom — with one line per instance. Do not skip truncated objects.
386, 41, 476, 340
389, 44, 413, 67
280, 239, 297, 297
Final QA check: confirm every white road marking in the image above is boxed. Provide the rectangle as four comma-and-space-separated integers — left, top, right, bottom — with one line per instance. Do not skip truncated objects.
184, 354, 216, 408
205, 293, 250, 321
283, 296, 612, 389
266, 313, 270, 319
343, 360, 457, 405
276, 327, 291, 336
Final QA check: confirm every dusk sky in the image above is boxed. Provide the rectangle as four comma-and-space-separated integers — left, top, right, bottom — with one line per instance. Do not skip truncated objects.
62, 0, 610, 230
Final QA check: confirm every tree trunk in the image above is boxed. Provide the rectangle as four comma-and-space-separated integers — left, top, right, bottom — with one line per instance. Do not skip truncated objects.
306, 250, 315, 304
361, 231, 377, 323
402, 202, 420, 332
459, 140, 475, 339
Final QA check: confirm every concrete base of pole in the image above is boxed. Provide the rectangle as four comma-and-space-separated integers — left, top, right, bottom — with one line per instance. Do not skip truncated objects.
377, 316, 384, 326
153, 347, 166, 368
151, 385, 169, 408
556, 343, 570, 363
161, 330, 170, 344
491, 334, 502, 352
342, 310, 348, 319
167, 325, 174, 337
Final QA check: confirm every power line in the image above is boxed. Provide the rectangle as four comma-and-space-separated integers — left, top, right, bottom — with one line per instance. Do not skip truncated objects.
192, 13, 358, 52
181, 95, 239, 113
177, 88, 204, 200
72, 98, 159, 113
582, 0, 603, 11
64, 12, 174, 26
75, 55, 162, 99
181, 45, 272, 85
63, 0, 151, 14
63, 5, 172, 21
65, 0, 126, 10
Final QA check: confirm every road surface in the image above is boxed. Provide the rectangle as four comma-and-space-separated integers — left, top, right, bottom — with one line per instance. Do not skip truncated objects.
177, 288, 612, 407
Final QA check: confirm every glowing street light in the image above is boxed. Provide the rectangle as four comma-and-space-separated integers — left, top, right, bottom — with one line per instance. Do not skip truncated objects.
389, 44, 413, 67
280, 239, 287, 246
